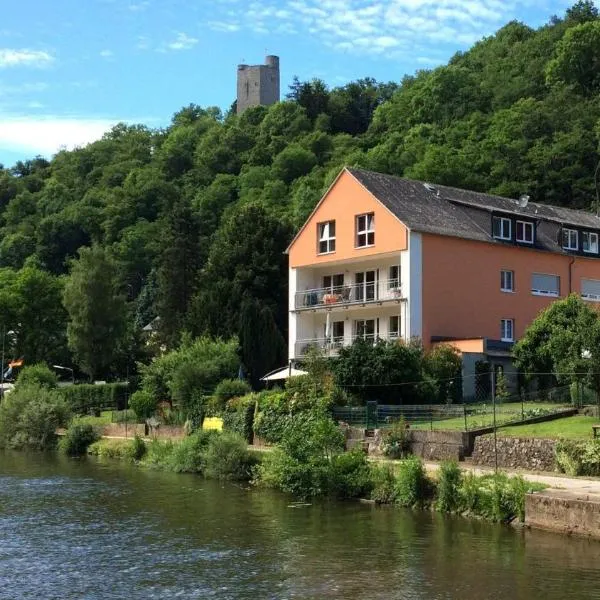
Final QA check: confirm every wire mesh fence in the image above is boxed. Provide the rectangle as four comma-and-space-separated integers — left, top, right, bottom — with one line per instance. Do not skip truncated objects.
331, 383, 578, 431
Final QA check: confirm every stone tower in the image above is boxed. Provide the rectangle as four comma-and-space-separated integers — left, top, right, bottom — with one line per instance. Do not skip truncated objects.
236, 55, 280, 114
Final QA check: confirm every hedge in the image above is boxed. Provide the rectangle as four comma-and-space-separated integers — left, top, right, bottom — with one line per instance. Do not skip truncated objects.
222, 394, 256, 443
61, 383, 130, 414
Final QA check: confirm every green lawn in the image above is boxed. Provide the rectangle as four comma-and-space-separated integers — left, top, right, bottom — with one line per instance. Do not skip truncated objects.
73, 409, 137, 427
411, 402, 572, 432
499, 415, 598, 439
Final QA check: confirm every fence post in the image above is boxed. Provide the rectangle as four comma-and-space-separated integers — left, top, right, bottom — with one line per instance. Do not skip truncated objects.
463, 399, 468, 432
491, 370, 498, 473
430, 406, 433, 431
521, 392, 525, 422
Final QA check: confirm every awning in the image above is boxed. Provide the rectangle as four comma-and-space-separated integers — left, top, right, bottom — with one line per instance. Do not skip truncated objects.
261, 366, 309, 381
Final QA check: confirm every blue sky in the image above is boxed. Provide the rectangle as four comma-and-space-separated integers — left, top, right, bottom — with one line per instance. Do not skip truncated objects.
0, 0, 575, 166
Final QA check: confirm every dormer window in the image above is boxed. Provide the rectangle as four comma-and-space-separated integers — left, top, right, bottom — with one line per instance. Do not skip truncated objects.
493, 216, 511, 241
583, 232, 598, 254
562, 228, 578, 251
318, 220, 336, 254
516, 220, 534, 244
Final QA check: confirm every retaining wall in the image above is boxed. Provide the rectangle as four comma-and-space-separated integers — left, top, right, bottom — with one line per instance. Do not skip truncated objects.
526, 491, 600, 538
471, 436, 557, 471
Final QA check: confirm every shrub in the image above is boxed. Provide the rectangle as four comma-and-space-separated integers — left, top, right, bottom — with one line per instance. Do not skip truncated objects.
213, 379, 252, 411
459, 472, 481, 513
59, 424, 100, 456
88, 438, 136, 460
370, 465, 397, 504
329, 449, 373, 499
130, 434, 147, 461
555, 439, 600, 476
15, 363, 59, 390
222, 394, 256, 443
204, 431, 257, 480
394, 457, 431, 508
555, 439, 586, 476
142, 438, 176, 468
381, 418, 410, 458
129, 390, 157, 420
62, 382, 129, 414
0, 383, 70, 450
436, 460, 462, 512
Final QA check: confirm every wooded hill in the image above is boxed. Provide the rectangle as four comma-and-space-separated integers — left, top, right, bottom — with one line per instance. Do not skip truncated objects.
0, 2, 599, 384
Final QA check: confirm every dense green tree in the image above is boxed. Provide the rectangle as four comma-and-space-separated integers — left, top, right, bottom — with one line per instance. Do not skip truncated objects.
63, 245, 129, 380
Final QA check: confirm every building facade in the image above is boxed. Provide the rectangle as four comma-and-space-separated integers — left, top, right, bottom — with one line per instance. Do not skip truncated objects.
236, 55, 280, 114
286, 167, 600, 396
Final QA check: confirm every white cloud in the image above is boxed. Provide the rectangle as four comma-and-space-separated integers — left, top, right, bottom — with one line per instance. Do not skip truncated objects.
0, 115, 121, 156
207, 0, 552, 58
99, 49, 114, 57
129, 1, 150, 10
0, 48, 54, 68
164, 32, 198, 51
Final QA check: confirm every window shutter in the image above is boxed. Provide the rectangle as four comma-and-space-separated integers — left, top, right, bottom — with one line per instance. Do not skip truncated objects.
531, 274, 559, 295
582, 279, 600, 300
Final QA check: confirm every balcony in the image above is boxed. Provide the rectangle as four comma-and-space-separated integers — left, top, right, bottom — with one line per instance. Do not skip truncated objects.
294, 332, 400, 358
294, 279, 405, 311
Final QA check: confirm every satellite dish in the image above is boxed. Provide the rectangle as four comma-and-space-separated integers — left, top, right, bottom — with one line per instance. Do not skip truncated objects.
518, 194, 530, 208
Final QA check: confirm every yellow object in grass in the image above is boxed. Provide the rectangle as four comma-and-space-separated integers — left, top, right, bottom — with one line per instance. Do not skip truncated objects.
203, 417, 223, 431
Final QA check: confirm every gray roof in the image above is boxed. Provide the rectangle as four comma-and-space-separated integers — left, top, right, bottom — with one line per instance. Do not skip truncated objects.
348, 168, 600, 254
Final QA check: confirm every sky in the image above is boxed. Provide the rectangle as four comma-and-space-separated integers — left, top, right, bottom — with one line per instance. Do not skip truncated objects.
0, 0, 576, 167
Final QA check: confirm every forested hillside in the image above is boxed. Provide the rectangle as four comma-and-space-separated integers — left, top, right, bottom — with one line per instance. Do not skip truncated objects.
0, 2, 599, 383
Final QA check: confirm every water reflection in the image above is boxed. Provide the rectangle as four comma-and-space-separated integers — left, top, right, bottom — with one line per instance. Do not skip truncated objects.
1, 451, 600, 599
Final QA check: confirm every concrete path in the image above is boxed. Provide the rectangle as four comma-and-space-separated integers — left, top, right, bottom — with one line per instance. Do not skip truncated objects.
424, 461, 600, 500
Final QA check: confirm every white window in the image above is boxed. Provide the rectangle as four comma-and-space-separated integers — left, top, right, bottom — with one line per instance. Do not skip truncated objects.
501, 319, 514, 342
582, 279, 600, 301
318, 220, 336, 254
323, 274, 344, 294
493, 216, 511, 241
562, 228, 578, 251
356, 213, 375, 248
389, 316, 400, 338
355, 271, 376, 302
388, 265, 400, 290
500, 270, 514, 292
355, 319, 377, 340
583, 232, 599, 254
516, 220, 534, 244
531, 273, 560, 297
324, 321, 345, 345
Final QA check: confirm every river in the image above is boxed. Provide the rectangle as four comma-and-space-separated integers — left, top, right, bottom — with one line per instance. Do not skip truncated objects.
1, 451, 600, 599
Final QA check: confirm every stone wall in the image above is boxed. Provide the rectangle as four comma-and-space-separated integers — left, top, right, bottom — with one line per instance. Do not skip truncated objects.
471, 436, 557, 471
526, 491, 600, 538
101, 423, 185, 440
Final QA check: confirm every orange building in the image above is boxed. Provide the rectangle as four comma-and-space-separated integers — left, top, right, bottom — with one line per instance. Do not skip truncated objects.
286, 167, 600, 396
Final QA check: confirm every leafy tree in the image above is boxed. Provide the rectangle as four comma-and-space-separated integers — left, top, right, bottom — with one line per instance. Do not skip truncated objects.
63, 245, 129, 380
14, 363, 58, 390
423, 344, 463, 403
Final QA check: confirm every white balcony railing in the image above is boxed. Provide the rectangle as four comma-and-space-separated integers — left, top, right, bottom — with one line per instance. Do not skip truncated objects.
294, 332, 401, 357
295, 278, 404, 310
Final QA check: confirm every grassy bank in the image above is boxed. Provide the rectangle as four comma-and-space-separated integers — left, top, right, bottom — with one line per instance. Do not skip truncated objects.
499, 415, 598, 439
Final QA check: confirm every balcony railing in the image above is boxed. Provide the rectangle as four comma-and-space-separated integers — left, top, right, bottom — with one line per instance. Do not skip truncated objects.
294, 332, 400, 357
295, 279, 404, 310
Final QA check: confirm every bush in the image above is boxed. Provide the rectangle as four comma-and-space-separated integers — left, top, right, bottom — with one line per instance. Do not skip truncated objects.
555, 439, 600, 476
88, 438, 137, 460
59, 424, 100, 456
394, 457, 431, 508
222, 394, 256, 443
213, 379, 252, 411
62, 382, 129, 414
163, 431, 215, 473
370, 465, 397, 504
129, 390, 157, 420
130, 434, 147, 461
0, 384, 70, 450
436, 460, 462, 512
329, 449, 373, 499
204, 431, 257, 480
381, 418, 410, 458
15, 363, 59, 390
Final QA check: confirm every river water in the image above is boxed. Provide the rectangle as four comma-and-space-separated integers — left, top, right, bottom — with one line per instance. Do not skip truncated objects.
1, 451, 600, 600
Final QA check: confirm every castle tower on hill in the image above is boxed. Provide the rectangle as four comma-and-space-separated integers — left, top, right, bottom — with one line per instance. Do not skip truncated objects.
236, 55, 280, 114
